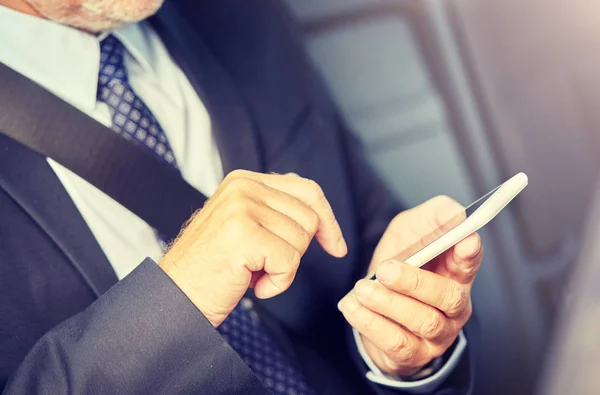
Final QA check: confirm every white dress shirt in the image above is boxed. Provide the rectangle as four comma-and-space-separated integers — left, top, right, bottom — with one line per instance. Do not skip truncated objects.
0, 5, 463, 392
0, 7, 223, 280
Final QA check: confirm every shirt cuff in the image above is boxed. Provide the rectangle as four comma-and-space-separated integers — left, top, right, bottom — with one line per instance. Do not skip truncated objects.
353, 328, 467, 394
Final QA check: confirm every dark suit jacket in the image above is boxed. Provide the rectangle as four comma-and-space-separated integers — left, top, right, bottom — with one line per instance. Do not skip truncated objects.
0, 0, 475, 394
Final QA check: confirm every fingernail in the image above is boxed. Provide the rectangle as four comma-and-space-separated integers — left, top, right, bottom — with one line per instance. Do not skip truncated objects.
346, 295, 359, 312
355, 280, 374, 300
338, 295, 358, 312
377, 260, 399, 284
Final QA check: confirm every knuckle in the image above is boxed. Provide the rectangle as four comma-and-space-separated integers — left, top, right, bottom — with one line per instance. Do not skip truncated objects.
226, 197, 254, 217
306, 178, 324, 195
406, 270, 425, 294
296, 226, 312, 249
362, 311, 378, 332
222, 170, 248, 189
386, 331, 409, 355
306, 179, 328, 204
445, 285, 469, 316
463, 250, 483, 275
227, 169, 251, 179
421, 310, 447, 340
226, 176, 255, 193
380, 356, 402, 375
394, 341, 418, 363
221, 173, 236, 186
463, 299, 473, 320
289, 248, 302, 268
463, 263, 480, 277
306, 209, 319, 234
374, 285, 394, 307
227, 211, 258, 234
304, 179, 338, 227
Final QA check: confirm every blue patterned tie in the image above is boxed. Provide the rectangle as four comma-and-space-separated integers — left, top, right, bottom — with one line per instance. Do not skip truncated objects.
98, 35, 315, 395
97, 35, 178, 167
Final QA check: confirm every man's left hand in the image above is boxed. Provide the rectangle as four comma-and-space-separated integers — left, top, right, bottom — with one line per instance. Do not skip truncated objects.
337, 196, 483, 377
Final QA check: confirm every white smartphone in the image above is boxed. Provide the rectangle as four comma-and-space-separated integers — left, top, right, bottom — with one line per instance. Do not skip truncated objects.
371, 172, 528, 277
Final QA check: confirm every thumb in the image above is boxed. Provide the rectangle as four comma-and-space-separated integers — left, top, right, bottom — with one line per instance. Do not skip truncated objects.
444, 233, 483, 286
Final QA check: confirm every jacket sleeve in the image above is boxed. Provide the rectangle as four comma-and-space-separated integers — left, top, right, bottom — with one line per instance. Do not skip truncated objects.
3, 259, 267, 395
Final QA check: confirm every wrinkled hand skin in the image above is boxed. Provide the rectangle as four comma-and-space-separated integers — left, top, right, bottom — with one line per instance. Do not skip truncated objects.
338, 196, 483, 377
160, 170, 347, 327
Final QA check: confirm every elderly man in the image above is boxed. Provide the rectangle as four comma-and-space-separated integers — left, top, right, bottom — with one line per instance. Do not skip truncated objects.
0, 0, 480, 394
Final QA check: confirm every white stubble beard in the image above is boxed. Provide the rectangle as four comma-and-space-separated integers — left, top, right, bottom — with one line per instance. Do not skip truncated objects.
25, 0, 165, 32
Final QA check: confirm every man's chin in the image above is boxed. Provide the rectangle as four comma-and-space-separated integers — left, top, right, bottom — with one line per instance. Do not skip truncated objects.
80, 0, 165, 29
25, 0, 165, 33
50, 14, 126, 33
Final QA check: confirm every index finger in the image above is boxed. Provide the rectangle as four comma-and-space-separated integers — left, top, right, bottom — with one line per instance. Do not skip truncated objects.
233, 171, 347, 258
375, 260, 470, 318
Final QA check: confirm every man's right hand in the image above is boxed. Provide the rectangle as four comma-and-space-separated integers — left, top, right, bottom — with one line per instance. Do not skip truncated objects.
159, 170, 347, 327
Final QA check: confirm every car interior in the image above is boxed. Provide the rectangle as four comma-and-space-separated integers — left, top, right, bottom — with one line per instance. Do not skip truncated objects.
282, 0, 600, 393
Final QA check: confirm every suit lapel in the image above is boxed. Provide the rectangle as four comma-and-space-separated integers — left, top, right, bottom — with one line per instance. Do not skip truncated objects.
0, 134, 118, 296
151, 2, 263, 175
0, 2, 263, 299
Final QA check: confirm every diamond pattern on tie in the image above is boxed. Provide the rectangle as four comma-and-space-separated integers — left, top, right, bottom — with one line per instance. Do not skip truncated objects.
220, 300, 316, 395
97, 35, 177, 166
97, 35, 315, 394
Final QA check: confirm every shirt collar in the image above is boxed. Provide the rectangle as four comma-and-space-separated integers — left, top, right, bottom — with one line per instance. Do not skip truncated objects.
112, 23, 156, 76
0, 5, 155, 112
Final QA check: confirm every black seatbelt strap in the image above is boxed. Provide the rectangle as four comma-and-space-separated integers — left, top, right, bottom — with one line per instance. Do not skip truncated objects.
0, 62, 208, 240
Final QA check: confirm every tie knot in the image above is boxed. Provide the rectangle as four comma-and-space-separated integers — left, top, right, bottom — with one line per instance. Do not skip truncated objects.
98, 35, 128, 92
